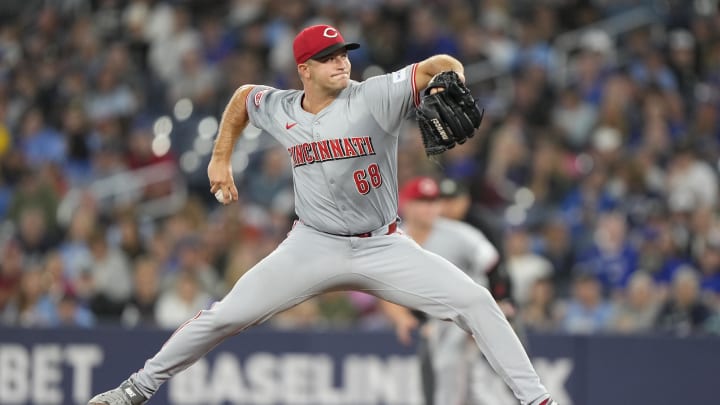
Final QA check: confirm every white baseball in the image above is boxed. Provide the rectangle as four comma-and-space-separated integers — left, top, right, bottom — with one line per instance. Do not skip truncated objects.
214, 190, 225, 203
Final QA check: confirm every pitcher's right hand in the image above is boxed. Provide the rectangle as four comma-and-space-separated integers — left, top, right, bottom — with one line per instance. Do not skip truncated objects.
208, 158, 239, 205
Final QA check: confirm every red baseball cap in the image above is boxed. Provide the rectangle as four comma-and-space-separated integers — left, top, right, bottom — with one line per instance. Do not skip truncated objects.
400, 176, 440, 204
293, 24, 360, 65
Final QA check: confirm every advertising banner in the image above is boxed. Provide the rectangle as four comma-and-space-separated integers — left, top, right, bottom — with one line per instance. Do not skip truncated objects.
0, 327, 717, 405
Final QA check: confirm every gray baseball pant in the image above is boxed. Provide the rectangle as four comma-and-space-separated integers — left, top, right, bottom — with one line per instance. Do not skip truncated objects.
132, 222, 548, 405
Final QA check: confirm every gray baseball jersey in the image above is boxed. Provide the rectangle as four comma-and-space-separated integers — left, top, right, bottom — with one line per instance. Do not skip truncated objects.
246, 65, 420, 235
115, 64, 551, 405
423, 218, 499, 286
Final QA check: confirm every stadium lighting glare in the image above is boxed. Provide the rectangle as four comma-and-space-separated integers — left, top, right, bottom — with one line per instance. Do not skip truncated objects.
514, 187, 535, 209
505, 204, 527, 226
231, 151, 249, 173
151, 135, 171, 157
174, 98, 193, 121
243, 125, 262, 140
153, 116, 173, 138
198, 116, 219, 139
180, 151, 201, 173
194, 136, 214, 156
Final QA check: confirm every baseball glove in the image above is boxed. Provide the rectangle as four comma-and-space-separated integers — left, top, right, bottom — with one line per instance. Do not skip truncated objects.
416, 71, 484, 156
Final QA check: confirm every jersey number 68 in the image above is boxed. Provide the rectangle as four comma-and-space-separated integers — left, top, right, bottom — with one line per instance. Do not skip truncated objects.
353, 163, 383, 194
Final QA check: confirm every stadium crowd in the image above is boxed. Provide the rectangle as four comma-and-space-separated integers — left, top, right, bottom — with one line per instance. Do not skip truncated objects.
0, 0, 719, 337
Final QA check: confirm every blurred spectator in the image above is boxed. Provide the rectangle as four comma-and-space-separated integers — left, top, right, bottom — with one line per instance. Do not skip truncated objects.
167, 47, 219, 109
597, 75, 635, 138
17, 108, 66, 166
404, 6, 459, 62
552, 84, 597, 149
630, 47, 678, 93
655, 268, 713, 336
148, 5, 201, 83
512, 7, 556, 78
271, 300, 321, 330
43, 250, 73, 303
574, 212, 639, 292
89, 120, 128, 181
122, 255, 161, 328
12, 266, 57, 327
0, 177, 11, 221
522, 277, 562, 333
87, 228, 133, 320
316, 292, 359, 328
612, 152, 665, 230
504, 228, 553, 306
538, 218, 575, 296
219, 50, 266, 99
666, 143, 718, 210
571, 29, 615, 106
478, 9, 516, 70
171, 235, 223, 299
84, 64, 137, 122
561, 274, 614, 334
198, 15, 234, 66
482, 115, 530, 209
199, 213, 237, 274
61, 104, 94, 184
698, 238, 720, 308
244, 146, 293, 208
109, 213, 147, 260
667, 29, 700, 111
690, 207, 718, 258
59, 207, 97, 283
441, 133, 483, 182
222, 241, 263, 290
611, 272, 661, 334
155, 270, 212, 329
14, 206, 56, 258
525, 138, 573, 224
57, 292, 95, 328
7, 168, 59, 233
0, 241, 24, 324
688, 84, 720, 161
560, 164, 617, 251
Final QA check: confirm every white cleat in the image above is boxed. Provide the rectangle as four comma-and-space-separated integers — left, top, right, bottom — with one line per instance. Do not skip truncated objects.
88, 379, 148, 405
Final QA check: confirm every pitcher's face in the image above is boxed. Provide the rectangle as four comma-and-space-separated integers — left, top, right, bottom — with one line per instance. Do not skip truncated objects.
302, 50, 351, 92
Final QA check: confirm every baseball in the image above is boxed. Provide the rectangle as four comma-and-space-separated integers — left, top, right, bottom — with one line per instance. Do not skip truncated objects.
214, 190, 225, 203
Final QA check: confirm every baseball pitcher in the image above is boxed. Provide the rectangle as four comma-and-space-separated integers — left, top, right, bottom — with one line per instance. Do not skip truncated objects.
88, 24, 557, 405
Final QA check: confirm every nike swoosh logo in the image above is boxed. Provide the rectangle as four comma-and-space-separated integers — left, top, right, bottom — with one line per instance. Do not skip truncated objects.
285, 122, 298, 130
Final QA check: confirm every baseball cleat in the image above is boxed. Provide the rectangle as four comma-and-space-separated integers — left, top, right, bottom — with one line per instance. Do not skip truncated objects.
538, 398, 559, 405
88, 379, 148, 405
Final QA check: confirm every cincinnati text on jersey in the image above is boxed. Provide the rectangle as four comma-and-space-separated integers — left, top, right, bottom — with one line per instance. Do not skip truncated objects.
287, 137, 376, 167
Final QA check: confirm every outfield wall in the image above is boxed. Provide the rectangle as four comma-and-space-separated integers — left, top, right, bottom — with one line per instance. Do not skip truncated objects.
0, 327, 716, 405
